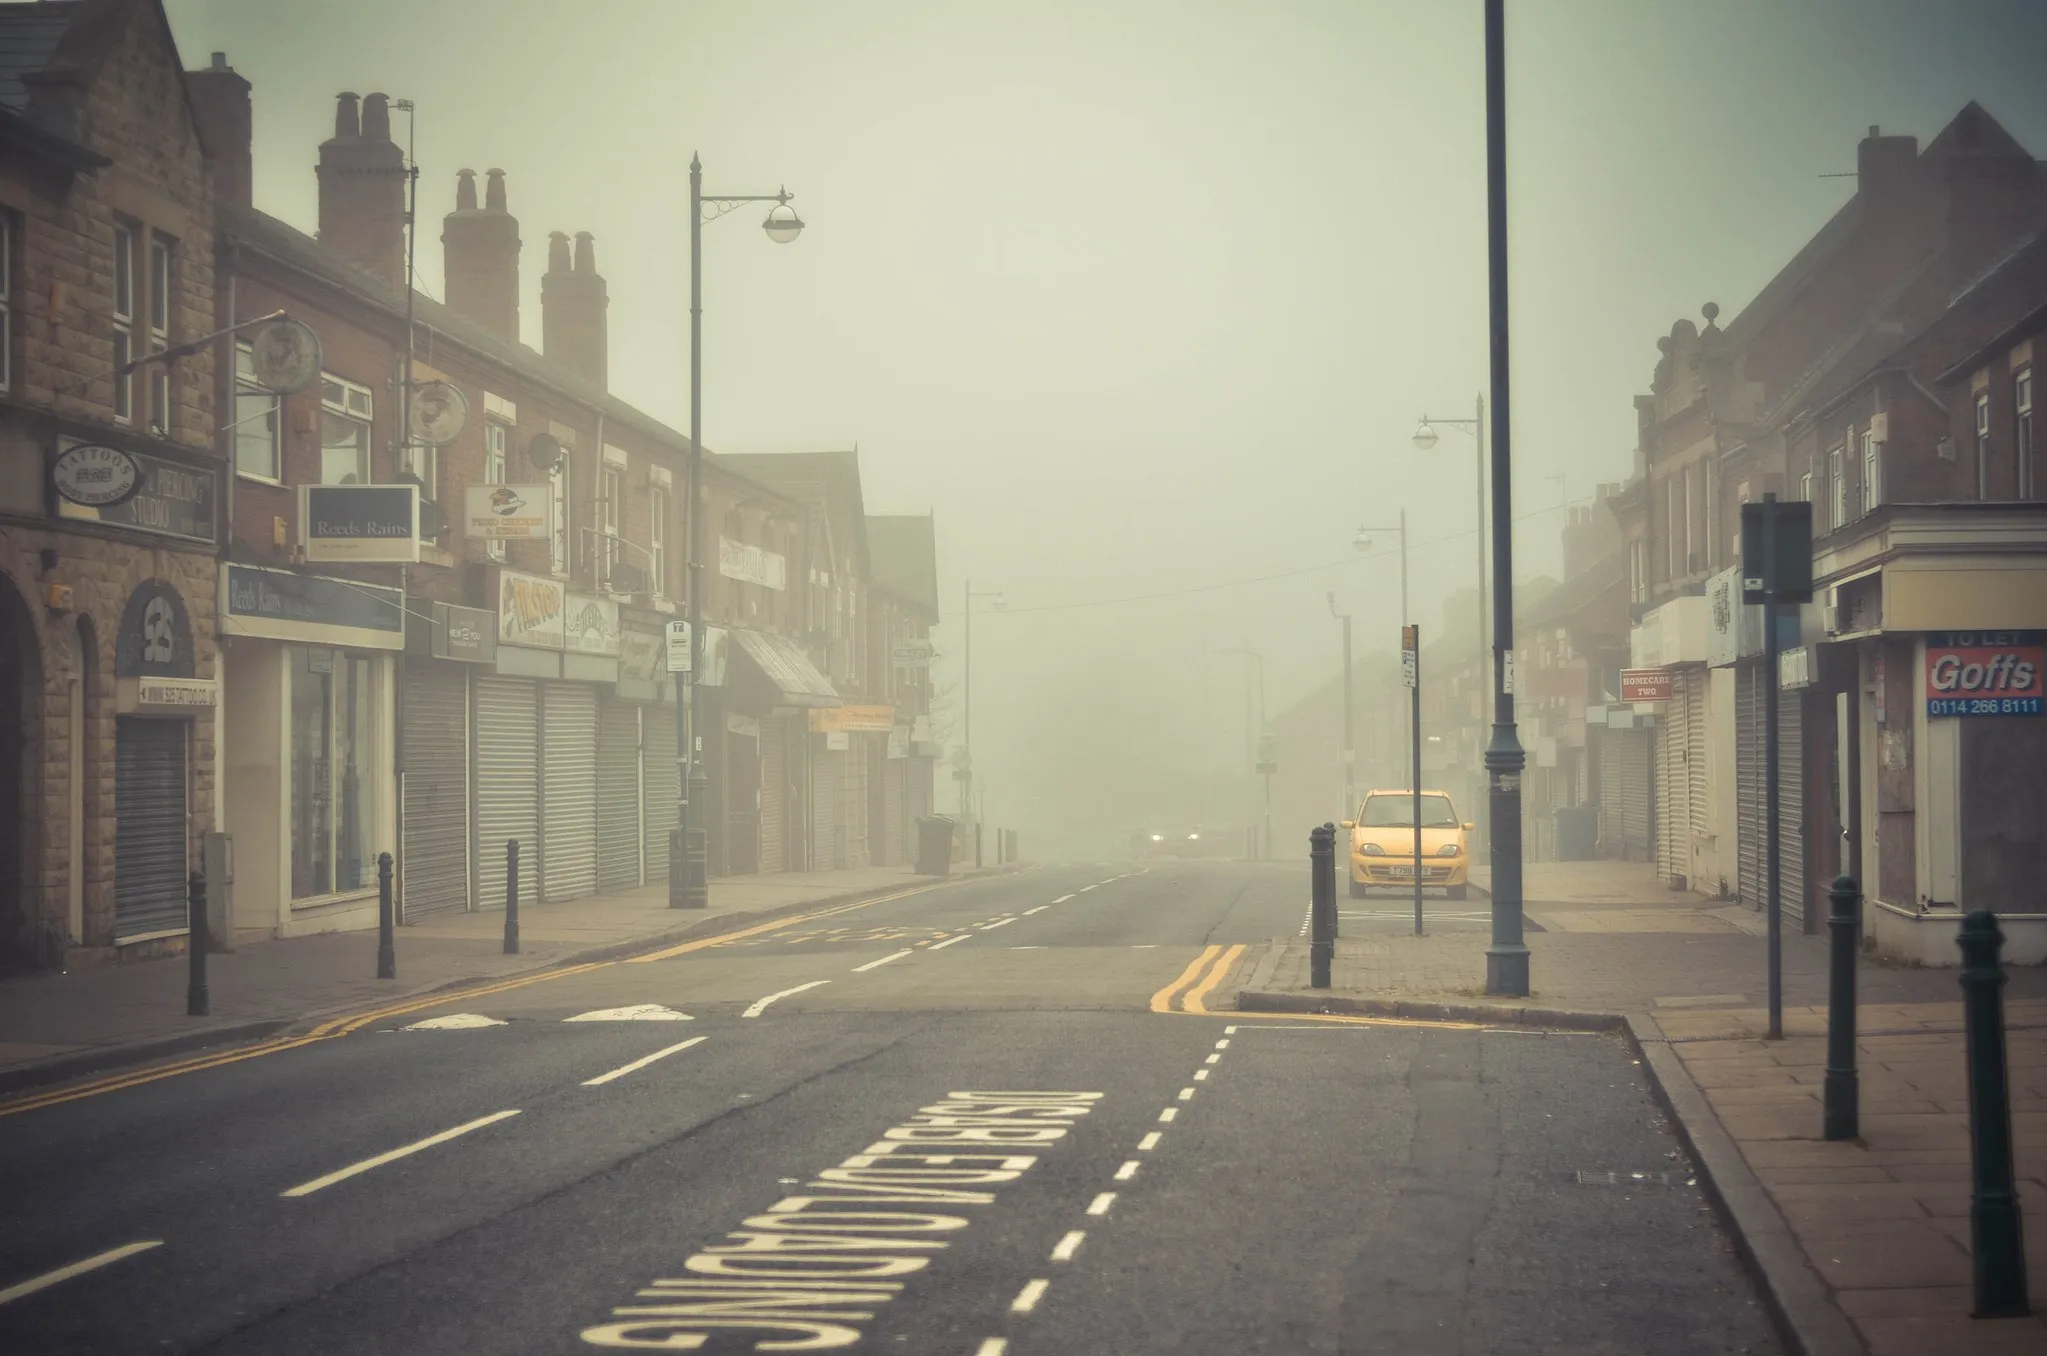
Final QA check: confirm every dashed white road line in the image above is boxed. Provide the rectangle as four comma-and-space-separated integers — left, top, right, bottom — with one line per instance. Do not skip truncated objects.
928, 935, 971, 952
582, 1036, 707, 1087
1204, 1053, 1222, 1064
1051, 894, 1076, 903
1215, 1038, 1231, 1049
1113, 1159, 1140, 1182
1177, 1086, 1196, 1101
1023, 906, 1047, 916
1225, 1025, 1238, 1034
1138, 1131, 1162, 1151
742, 980, 830, 1017
974, 1339, 1009, 1356
1193, 1070, 1210, 1082
1158, 1107, 1178, 1123
979, 918, 1017, 931
1011, 1278, 1050, 1313
852, 949, 914, 973
0, 1241, 162, 1307
1086, 1192, 1117, 1216
281, 1110, 521, 1197
1050, 1230, 1086, 1262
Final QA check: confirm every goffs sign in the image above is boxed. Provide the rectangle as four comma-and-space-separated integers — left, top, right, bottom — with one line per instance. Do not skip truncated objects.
1924, 631, 2045, 717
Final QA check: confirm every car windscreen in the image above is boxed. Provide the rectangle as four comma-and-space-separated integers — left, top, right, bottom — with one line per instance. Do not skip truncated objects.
1359, 795, 1458, 828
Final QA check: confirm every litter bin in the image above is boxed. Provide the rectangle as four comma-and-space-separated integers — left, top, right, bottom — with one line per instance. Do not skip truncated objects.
915, 816, 956, 877
1553, 805, 1598, 862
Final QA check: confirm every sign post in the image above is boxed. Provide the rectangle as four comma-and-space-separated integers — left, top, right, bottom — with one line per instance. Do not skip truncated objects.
1741, 492, 1814, 1040
1404, 624, 1423, 938
666, 620, 692, 908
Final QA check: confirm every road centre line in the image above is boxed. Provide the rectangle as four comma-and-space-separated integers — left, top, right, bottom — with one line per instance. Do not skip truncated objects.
1050, 1230, 1086, 1262
1204, 1053, 1221, 1064
1011, 1278, 1050, 1313
1148, 944, 1222, 1013
1215, 1038, 1230, 1048
582, 1036, 707, 1087
280, 1110, 521, 1198
0, 1240, 162, 1307
1193, 1070, 1209, 1081
1086, 1192, 1116, 1216
929, 935, 971, 951
1023, 906, 1047, 915
1178, 1087, 1196, 1101
625, 884, 946, 964
974, 1340, 1008, 1356
1225, 1025, 1238, 1033
1158, 1108, 1177, 1123
1138, 1132, 1161, 1151
1114, 1160, 1140, 1181
1052, 894, 1076, 903
1180, 943, 1246, 1015
852, 949, 914, 972
743, 981, 830, 1017
979, 918, 1017, 931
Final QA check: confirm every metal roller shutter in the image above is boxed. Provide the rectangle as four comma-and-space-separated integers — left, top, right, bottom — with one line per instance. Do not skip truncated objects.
1605, 727, 1652, 861
845, 739, 871, 869
114, 718, 188, 939
402, 664, 470, 919
541, 682, 599, 902
1737, 663, 1763, 909
811, 745, 841, 870
474, 675, 538, 912
1685, 669, 1708, 889
1781, 690, 1806, 929
760, 717, 786, 873
643, 714, 678, 882
597, 700, 642, 892
1655, 697, 1686, 887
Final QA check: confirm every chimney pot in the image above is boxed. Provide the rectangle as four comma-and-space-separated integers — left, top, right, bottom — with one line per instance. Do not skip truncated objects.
361, 92, 391, 142
548, 230, 571, 274
211, 51, 227, 70
573, 230, 595, 273
485, 168, 507, 213
455, 168, 478, 211
334, 91, 360, 138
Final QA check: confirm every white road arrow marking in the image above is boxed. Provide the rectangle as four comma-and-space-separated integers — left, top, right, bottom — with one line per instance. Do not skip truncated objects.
402, 1013, 507, 1030
564, 1004, 694, 1022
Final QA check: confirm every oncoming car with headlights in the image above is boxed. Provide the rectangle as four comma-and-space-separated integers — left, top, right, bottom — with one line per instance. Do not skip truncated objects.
1340, 790, 1473, 899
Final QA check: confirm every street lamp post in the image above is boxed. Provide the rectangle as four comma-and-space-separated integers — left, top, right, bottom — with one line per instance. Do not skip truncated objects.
676, 154, 803, 910
1218, 643, 1271, 859
1353, 511, 1411, 813
1326, 592, 1353, 822
1412, 398, 1486, 815
961, 580, 1006, 829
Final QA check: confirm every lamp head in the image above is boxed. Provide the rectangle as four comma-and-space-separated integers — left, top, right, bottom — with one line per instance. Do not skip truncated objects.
763, 202, 804, 244
1352, 527, 1372, 553
1411, 420, 1439, 451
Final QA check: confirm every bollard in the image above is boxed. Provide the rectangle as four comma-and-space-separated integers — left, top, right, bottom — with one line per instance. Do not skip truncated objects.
975, 821, 984, 869
1310, 823, 1335, 989
1822, 875, 1859, 1141
186, 870, 210, 1017
1958, 910, 2030, 1318
376, 851, 396, 979
504, 839, 522, 955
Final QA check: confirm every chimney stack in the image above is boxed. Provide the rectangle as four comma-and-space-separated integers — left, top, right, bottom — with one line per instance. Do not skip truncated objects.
185, 52, 252, 209
442, 168, 521, 342
316, 90, 406, 288
542, 228, 608, 388
1857, 125, 1920, 212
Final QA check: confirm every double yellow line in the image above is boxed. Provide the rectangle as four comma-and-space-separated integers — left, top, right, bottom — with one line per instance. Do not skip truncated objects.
0, 884, 949, 1119
1150, 944, 1245, 1015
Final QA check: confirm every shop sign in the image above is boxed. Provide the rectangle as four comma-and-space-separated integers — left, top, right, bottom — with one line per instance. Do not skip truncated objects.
825, 731, 850, 751
223, 564, 404, 649
115, 580, 196, 678
911, 715, 932, 744
300, 484, 420, 563
1706, 568, 1739, 667
498, 569, 565, 649
726, 713, 761, 739
50, 442, 140, 508
888, 724, 910, 759
424, 603, 495, 663
891, 639, 934, 668
664, 621, 692, 675
1620, 667, 1672, 703
57, 446, 216, 544
1925, 631, 2044, 717
118, 675, 218, 715
809, 704, 896, 734
563, 593, 621, 656
620, 628, 663, 682
718, 538, 787, 591
463, 484, 552, 540
1779, 646, 1813, 691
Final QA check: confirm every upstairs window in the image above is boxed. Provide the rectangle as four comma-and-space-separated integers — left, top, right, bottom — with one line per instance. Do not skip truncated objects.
1828, 444, 1846, 529
233, 343, 280, 480
550, 454, 571, 577
650, 485, 668, 594
319, 375, 373, 484
147, 233, 172, 433
1861, 427, 1882, 514
483, 422, 508, 561
2018, 368, 2036, 500
1977, 391, 1993, 499
111, 222, 136, 423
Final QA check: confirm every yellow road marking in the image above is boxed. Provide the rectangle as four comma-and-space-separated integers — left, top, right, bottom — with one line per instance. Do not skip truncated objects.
624, 885, 942, 963
1148, 945, 1221, 1013
1173, 1008, 1486, 1031
1181, 944, 1246, 1015
0, 1034, 329, 1118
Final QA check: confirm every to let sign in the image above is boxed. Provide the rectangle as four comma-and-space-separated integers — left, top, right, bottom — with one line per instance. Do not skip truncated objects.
1621, 667, 1673, 703
1925, 631, 2044, 717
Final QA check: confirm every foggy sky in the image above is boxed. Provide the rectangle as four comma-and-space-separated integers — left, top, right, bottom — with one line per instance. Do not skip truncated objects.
166, 0, 2047, 850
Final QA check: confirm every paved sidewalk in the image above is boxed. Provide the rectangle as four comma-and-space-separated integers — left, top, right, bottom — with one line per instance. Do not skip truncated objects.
1235, 859, 2047, 1355
0, 863, 996, 1090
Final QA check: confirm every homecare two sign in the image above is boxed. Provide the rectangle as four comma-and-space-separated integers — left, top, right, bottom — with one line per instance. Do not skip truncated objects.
1925, 631, 2044, 717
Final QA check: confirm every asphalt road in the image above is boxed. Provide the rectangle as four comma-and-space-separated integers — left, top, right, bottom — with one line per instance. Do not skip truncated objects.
0, 860, 1781, 1355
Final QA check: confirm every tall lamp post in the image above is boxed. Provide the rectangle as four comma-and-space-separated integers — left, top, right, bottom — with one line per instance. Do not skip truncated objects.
960, 581, 1006, 828
1353, 512, 1411, 796
1218, 643, 1270, 858
1325, 592, 1353, 822
1412, 398, 1486, 808
676, 155, 803, 909
1478, 0, 1528, 996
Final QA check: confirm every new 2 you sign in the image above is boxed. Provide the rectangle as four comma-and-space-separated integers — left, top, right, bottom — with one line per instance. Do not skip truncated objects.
300, 484, 419, 563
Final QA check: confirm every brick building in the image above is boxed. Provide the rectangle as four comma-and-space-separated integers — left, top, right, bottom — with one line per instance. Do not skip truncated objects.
0, 0, 221, 966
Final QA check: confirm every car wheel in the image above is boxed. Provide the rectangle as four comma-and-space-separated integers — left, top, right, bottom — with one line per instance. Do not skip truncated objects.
1447, 884, 1467, 901
1347, 880, 1367, 899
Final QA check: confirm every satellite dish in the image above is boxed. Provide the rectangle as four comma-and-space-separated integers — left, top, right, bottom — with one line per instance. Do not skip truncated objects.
528, 432, 564, 472
409, 380, 469, 447
245, 317, 322, 394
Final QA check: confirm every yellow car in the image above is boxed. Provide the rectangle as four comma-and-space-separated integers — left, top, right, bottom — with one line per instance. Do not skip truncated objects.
1341, 789, 1474, 900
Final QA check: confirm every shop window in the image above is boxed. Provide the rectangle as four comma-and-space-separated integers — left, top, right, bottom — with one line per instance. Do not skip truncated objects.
483, 421, 508, 561
290, 646, 378, 899
233, 342, 280, 480
320, 375, 373, 484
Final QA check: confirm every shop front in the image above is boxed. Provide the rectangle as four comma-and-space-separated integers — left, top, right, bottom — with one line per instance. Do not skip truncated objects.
600, 617, 676, 893
1630, 593, 1720, 893
726, 629, 839, 874
399, 603, 496, 919
810, 703, 895, 871
220, 563, 403, 937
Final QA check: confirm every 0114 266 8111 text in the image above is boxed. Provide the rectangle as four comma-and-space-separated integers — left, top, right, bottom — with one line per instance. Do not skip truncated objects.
579, 1091, 1103, 1351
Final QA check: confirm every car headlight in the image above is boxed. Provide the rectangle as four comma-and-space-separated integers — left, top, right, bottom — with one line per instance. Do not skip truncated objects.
1437, 844, 1461, 858
1150, 834, 1164, 842
1188, 833, 1200, 841
1359, 842, 1384, 856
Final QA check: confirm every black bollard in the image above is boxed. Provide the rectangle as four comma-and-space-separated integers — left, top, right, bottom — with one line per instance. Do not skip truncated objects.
1958, 910, 2029, 1318
376, 851, 396, 980
186, 870, 210, 1017
1822, 875, 1859, 1141
1310, 823, 1335, 989
504, 839, 522, 955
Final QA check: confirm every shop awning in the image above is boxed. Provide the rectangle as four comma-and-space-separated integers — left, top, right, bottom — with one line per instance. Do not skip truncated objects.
731, 628, 841, 708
